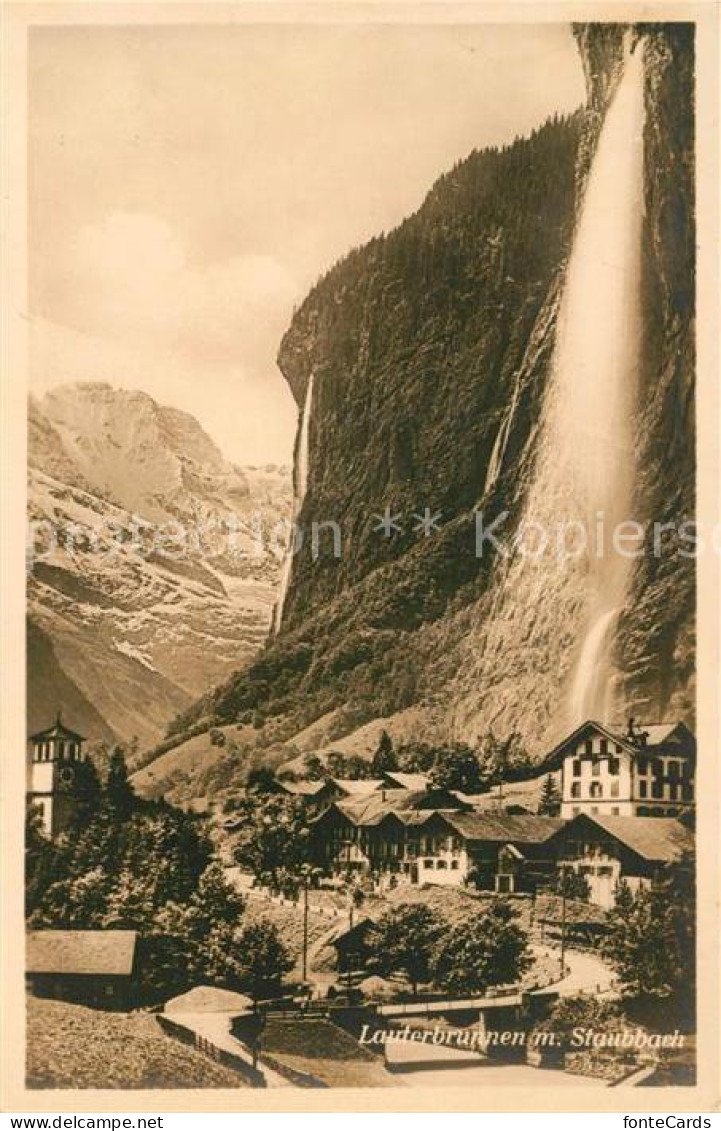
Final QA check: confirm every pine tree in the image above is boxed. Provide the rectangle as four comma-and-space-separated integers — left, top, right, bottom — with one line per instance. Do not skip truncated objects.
603, 853, 695, 1013
370, 730, 398, 775
538, 774, 561, 816
105, 748, 135, 817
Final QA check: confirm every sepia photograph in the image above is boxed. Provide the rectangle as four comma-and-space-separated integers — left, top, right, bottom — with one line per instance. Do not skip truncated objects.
2, 0, 718, 1114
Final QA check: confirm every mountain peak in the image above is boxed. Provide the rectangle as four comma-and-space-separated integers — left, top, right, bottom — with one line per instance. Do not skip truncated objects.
31, 383, 248, 522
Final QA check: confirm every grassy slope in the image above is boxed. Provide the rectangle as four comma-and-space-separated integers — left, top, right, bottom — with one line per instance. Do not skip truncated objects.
26, 996, 247, 1089
260, 1020, 395, 1087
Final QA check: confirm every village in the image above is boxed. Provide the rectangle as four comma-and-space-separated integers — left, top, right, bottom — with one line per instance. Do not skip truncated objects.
25, 711, 696, 1090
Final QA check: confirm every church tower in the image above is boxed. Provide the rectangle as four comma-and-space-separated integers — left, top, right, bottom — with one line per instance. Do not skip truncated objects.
28, 714, 87, 837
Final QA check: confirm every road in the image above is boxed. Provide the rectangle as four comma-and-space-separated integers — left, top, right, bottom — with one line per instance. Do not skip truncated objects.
385, 1041, 601, 1087
533, 945, 617, 997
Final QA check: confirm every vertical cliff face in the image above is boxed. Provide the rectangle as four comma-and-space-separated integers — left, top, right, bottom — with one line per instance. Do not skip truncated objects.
173, 23, 694, 760
276, 115, 580, 629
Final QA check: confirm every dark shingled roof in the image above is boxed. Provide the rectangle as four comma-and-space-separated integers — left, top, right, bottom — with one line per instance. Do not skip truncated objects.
27, 930, 137, 976
439, 812, 564, 845
556, 814, 694, 863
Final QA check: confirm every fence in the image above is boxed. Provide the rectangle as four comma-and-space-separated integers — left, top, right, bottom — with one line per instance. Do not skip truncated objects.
156, 1013, 266, 1087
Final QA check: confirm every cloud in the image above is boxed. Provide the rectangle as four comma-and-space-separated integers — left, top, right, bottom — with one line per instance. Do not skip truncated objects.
60, 211, 301, 368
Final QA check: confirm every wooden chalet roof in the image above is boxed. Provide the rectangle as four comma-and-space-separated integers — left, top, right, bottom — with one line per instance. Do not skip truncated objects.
549, 814, 694, 863
382, 772, 430, 791
541, 719, 695, 770
335, 788, 467, 826
278, 779, 329, 797
330, 779, 384, 797
27, 930, 137, 976
438, 812, 564, 845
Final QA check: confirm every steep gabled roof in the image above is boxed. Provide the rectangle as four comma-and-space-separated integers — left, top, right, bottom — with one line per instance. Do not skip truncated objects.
330, 779, 384, 797
382, 772, 430, 791
337, 788, 467, 826
542, 719, 695, 770
278, 779, 329, 797
27, 930, 137, 976
549, 813, 694, 864
438, 812, 564, 845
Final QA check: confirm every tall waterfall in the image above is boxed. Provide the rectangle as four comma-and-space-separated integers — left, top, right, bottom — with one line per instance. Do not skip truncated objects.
537, 34, 645, 723
459, 35, 646, 740
273, 373, 314, 634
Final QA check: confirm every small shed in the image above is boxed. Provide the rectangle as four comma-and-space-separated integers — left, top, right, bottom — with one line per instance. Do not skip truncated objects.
328, 917, 376, 973
26, 930, 138, 1010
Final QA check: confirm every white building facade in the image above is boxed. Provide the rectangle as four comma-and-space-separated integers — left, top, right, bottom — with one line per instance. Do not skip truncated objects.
544, 720, 695, 820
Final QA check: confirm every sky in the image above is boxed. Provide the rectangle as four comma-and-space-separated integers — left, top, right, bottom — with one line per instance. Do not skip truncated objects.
28, 21, 585, 465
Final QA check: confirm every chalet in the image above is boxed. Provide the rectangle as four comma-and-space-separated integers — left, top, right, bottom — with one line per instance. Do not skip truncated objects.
26, 930, 138, 1009
542, 719, 695, 819
438, 812, 563, 893
327, 917, 377, 974
310, 788, 470, 880
311, 793, 561, 892
543, 813, 694, 908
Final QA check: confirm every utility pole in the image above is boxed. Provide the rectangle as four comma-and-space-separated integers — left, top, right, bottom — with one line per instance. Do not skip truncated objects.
559, 876, 567, 979
302, 871, 309, 984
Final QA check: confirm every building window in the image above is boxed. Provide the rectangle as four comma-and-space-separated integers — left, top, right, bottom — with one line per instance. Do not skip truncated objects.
600, 738, 608, 755
639, 780, 648, 798
611, 807, 620, 815
610, 780, 620, 798
615, 744, 623, 754
571, 782, 581, 799
669, 783, 679, 801
608, 757, 620, 775
589, 782, 602, 799
585, 739, 593, 755
451, 860, 460, 870
598, 866, 613, 877
436, 860, 447, 869
638, 806, 649, 816
652, 780, 663, 799
572, 759, 582, 777
573, 807, 581, 816
591, 759, 601, 777
591, 806, 599, 815
423, 859, 433, 869
637, 757, 648, 775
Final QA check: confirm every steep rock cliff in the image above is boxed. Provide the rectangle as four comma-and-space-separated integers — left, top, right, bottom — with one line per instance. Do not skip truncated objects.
170, 23, 694, 764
